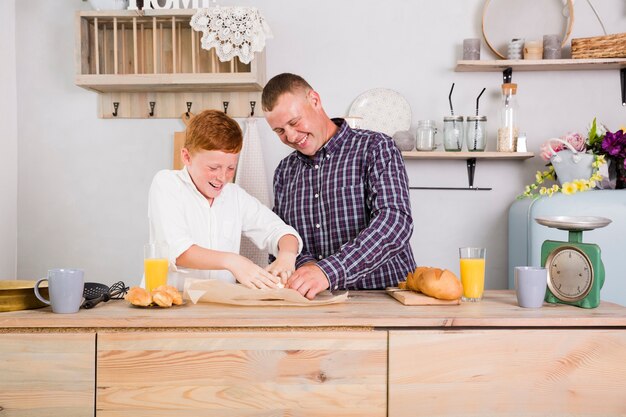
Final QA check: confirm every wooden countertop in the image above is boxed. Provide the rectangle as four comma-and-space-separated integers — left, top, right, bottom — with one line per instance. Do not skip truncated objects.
1, 290, 625, 330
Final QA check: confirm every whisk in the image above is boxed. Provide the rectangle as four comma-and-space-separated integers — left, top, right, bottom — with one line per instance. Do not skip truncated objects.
82, 281, 129, 309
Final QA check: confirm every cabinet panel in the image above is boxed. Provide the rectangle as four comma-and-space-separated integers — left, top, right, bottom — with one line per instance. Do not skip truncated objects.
0, 333, 95, 417
389, 329, 626, 417
97, 331, 387, 417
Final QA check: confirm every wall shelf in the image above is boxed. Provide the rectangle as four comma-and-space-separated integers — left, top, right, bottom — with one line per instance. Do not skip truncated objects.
74, 10, 266, 118
455, 58, 626, 72
403, 152, 534, 191
402, 151, 534, 160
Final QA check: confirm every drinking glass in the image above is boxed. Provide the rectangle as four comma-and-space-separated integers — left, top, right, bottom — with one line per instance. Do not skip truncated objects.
144, 243, 169, 292
459, 247, 486, 302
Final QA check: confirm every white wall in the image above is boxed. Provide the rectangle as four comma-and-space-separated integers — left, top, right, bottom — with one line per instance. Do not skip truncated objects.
12, 0, 626, 288
0, 0, 17, 279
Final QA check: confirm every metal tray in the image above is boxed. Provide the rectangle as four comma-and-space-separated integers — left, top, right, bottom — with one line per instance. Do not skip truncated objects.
534, 216, 612, 231
0, 280, 49, 312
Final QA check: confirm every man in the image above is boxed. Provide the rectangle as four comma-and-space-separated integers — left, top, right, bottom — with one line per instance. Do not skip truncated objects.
263, 73, 416, 299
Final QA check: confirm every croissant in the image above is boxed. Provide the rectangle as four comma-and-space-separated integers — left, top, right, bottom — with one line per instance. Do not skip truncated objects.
155, 285, 183, 305
151, 290, 173, 307
401, 266, 463, 301
125, 287, 152, 307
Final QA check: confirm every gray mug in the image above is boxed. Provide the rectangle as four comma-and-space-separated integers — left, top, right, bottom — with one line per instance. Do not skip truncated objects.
514, 267, 547, 308
34, 268, 85, 313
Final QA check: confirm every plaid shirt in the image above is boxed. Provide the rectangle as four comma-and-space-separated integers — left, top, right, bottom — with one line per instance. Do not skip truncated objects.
273, 119, 416, 290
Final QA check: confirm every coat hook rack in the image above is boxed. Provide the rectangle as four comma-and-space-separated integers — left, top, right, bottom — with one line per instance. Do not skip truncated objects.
112, 102, 119, 117
149, 101, 156, 117
186, 101, 193, 118
250, 101, 256, 117
223, 101, 229, 114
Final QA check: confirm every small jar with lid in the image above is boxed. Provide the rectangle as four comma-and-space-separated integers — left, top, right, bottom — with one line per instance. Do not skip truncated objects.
443, 116, 465, 151
466, 116, 487, 151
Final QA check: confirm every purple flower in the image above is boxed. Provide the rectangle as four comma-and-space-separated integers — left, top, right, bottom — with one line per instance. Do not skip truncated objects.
602, 130, 626, 158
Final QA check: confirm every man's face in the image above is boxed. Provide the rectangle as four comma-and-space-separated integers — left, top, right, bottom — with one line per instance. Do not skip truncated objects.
265, 90, 327, 157
182, 149, 238, 201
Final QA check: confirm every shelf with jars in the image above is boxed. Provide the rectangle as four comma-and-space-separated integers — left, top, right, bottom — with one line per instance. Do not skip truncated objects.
402, 151, 534, 191
75, 10, 266, 118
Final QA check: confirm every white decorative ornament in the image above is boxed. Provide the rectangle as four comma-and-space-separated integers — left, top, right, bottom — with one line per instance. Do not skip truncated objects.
190, 7, 273, 64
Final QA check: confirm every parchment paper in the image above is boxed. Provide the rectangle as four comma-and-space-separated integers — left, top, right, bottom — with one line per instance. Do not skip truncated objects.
183, 278, 349, 306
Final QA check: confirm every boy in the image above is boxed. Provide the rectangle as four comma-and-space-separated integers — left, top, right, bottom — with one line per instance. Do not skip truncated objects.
148, 110, 302, 290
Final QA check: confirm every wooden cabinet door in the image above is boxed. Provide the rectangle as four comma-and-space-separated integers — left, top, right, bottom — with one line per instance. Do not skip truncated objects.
389, 329, 626, 417
0, 333, 95, 417
97, 331, 387, 417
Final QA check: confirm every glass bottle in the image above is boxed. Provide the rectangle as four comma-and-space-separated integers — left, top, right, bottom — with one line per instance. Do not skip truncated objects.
415, 120, 438, 151
497, 83, 519, 152
443, 116, 464, 151
466, 116, 487, 151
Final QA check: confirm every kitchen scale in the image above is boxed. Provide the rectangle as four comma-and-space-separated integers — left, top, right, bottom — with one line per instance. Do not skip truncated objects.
535, 216, 612, 309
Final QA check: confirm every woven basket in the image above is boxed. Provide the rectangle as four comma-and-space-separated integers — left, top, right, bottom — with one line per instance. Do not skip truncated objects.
571, 32, 626, 59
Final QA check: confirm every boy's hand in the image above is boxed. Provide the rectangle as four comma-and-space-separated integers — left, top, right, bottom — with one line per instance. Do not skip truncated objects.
265, 252, 297, 285
226, 254, 280, 289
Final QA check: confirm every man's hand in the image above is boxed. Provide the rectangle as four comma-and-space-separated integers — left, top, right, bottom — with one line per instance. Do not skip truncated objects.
225, 254, 280, 289
265, 251, 297, 285
285, 263, 330, 299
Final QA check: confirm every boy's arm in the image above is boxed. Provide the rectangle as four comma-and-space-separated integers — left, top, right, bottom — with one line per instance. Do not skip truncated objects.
265, 234, 299, 283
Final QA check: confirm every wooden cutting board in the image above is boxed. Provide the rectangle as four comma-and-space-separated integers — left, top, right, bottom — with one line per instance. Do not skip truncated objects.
386, 288, 460, 306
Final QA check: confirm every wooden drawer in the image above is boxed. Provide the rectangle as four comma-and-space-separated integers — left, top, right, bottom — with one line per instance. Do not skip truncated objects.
97, 331, 387, 416
0, 333, 95, 417
389, 329, 626, 417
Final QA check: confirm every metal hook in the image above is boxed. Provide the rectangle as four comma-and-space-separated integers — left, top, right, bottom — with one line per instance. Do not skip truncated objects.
186, 101, 192, 118
149, 101, 156, 117
250, 101, 256, 117
223, 101, 229, 115
112, 102, 119, 117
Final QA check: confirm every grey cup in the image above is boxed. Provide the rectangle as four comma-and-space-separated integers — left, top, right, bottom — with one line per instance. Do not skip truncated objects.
514, 267, 547, 308
34, 268, 85, 313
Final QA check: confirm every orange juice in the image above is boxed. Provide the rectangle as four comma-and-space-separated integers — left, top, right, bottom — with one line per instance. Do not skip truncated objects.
460, 258, 485, 300
144, 258, 168, 292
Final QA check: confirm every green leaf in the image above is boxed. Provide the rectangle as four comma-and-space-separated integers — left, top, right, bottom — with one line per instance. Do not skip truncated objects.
589, 117, 598, 143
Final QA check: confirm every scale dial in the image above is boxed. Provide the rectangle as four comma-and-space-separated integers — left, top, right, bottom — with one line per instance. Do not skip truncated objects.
545, 246, 594, 302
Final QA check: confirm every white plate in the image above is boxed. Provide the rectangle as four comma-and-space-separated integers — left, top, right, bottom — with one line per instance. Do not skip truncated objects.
534, 216, 612, 231
348, 88, 412, 136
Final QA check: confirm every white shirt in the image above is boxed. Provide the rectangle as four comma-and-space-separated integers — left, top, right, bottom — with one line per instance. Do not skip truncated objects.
148, 167, 302, 289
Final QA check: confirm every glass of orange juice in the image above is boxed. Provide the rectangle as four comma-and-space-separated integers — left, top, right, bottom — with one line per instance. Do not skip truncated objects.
459, 247, 486, 302
144, 243, 169, 292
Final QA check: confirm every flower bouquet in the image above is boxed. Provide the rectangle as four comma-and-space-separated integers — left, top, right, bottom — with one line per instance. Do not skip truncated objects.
519, 118, 626, 198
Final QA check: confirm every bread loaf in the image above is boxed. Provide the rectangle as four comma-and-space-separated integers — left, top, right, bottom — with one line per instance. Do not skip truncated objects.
155, 285, 183, 305
401, 267, 463, 300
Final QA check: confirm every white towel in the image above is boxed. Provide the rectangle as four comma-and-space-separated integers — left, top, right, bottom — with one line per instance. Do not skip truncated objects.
236, 117, 272, 266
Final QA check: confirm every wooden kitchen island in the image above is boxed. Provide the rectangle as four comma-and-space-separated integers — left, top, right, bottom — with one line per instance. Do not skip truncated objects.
1, 290, 625, 417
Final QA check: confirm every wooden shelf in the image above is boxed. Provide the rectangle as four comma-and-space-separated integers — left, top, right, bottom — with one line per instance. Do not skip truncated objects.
402, 151, 534, 160
455, 58, 626, 72
75, 73, 264, 93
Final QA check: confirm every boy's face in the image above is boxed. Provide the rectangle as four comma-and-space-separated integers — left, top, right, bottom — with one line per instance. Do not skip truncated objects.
182, 148, 239, 201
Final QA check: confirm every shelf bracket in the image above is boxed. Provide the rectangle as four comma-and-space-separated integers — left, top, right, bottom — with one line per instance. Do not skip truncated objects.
409, 158, 492, 191
619, 67, 626, 106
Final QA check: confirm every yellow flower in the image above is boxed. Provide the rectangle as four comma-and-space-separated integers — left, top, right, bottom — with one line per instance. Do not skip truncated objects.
574, 180, 589, 191
535, 171, 544, 184
561, 182, 578, 195
539, 187, 547, 195
588, 180, 596, 188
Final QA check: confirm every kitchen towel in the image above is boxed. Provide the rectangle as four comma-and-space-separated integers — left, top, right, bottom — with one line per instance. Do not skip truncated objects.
235, 117, 272, 266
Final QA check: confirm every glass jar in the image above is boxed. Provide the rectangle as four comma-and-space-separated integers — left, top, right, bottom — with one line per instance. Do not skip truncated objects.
415, 120, 438, 151
466, 116, 487, 151
497, 83, 519, 152
443, 116, 464, 152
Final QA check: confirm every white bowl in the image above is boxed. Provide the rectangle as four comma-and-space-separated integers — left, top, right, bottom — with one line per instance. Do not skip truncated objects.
88, 0, 129, 10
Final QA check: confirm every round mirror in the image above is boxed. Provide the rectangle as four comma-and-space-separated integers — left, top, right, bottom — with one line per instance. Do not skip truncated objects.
482, 0, 574, 59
